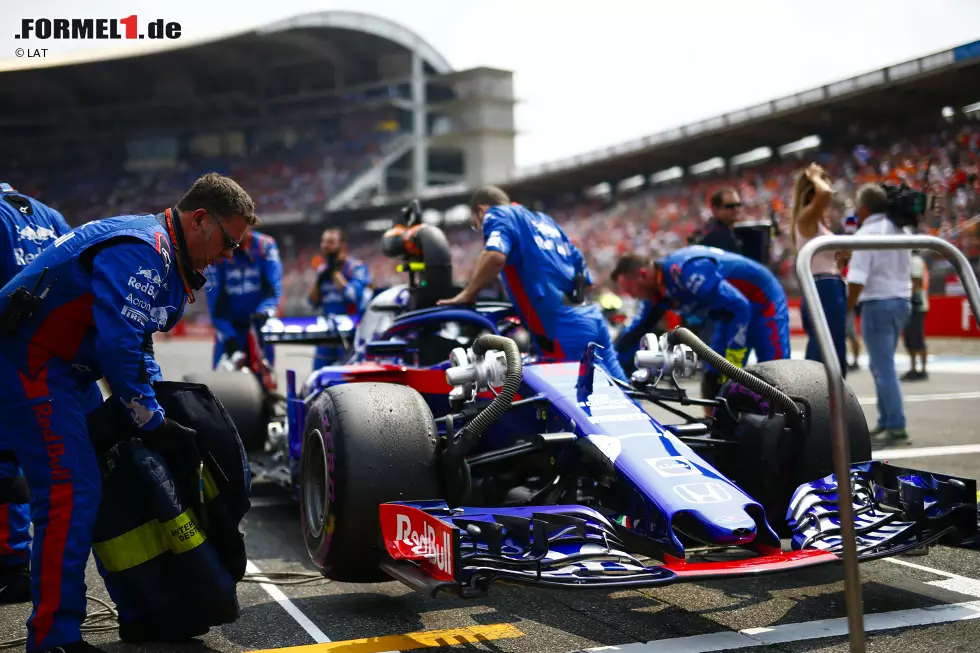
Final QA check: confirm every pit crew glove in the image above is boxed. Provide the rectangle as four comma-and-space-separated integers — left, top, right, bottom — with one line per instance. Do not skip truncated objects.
139, 417, 211, 532
250, 312, 271, 327
222, 337, 240, 357
139, 417, 198, 455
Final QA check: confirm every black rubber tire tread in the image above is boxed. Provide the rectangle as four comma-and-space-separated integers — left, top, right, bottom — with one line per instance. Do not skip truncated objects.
183, 371, 266, 453
300, 382, 441, 583
720, 359, 871, 532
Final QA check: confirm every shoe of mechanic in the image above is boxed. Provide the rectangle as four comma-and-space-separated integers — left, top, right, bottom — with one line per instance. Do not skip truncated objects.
38, 641, 107, 653
0, 560, 30, 603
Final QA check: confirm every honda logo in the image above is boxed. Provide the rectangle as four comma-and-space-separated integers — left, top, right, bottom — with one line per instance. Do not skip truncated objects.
673, 482, 731, 504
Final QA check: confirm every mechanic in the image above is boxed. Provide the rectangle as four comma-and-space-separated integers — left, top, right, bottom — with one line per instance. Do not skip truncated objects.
0, 172, 256, 653
205, 228, 283, 370
436, 186, 628, 382
308, 227, 371, 369
0, 183, 73, 607
610, 245, 790, 401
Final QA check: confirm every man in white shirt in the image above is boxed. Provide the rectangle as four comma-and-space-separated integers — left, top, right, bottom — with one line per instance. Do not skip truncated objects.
846, 184, 912, 445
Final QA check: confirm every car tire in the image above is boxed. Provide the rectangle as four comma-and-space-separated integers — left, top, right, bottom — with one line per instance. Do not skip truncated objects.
716, 359, 871, 535
299, 382, 442, 583
183, 371, 267, 453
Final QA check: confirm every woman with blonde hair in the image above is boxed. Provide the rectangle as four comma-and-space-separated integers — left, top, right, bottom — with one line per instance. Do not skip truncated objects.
792, 162, 850, 376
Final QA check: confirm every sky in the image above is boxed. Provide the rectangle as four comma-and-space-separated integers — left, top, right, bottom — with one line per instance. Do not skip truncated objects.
2, 0, 980, 171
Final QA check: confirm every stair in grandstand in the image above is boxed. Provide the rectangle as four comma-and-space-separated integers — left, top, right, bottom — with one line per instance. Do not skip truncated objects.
326, 133, 416, 212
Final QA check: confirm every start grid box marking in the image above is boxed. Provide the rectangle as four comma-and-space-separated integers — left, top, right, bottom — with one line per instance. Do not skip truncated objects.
248, 623, 524, 652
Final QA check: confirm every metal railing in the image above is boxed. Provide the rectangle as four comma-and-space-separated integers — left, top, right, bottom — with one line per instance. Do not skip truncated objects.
795, 233, 980, 653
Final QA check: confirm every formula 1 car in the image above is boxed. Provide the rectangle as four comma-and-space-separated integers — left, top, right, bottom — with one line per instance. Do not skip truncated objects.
291, 325, 978, 592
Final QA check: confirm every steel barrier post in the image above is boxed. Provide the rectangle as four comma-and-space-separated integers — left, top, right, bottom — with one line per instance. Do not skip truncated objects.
795, 233, 980, 653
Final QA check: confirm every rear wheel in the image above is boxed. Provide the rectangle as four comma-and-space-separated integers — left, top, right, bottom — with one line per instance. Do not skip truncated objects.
299, 382, 442, 583
715, 359, 871, 534
183, 371, 267, 452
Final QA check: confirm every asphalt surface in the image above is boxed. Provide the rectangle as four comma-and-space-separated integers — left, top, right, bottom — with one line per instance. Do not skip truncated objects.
2, 336, 979, 653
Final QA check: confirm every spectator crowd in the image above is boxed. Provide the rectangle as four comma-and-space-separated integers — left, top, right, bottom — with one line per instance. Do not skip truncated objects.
5, 116, 979, 323
279, 119, 979, 313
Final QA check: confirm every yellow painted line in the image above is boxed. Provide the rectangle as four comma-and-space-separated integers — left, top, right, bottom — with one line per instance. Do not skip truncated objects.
249, 623, 524, 653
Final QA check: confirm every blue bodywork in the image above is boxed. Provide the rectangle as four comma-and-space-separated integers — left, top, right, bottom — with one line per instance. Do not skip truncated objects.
263, 295, 977, 594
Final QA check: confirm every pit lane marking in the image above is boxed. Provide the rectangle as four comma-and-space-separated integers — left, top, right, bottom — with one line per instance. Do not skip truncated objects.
858, 390, 980, 405
247, 560, 331, 644
248, 623, 524, 652
883, 558, 980, 598
580, 602, 980, 652
872, 443, 980, 460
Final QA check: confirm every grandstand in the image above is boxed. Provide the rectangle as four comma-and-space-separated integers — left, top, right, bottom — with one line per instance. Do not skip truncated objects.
1, 10, 518, 229
2, 20, 979, 322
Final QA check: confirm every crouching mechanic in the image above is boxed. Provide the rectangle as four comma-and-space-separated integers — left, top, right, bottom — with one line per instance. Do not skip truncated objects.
0, 183, 73, 606
206, 229, 283, 370
0, 172, 255, 653
611, 246, 790, 400
437, 186, 627, 382
308, 228, 370, 369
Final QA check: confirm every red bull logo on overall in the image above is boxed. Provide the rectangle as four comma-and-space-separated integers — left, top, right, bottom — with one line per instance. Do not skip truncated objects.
31, 403, 71, 482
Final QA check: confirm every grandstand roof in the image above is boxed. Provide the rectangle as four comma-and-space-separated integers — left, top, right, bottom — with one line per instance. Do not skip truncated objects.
1, 11, 452, 138
329, 39, 980, 222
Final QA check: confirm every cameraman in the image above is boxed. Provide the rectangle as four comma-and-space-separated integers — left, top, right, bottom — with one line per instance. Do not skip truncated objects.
308, 228, 370, 368
845, 184, 912, 445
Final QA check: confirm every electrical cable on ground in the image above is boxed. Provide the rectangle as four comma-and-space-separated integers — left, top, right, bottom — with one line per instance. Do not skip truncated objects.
0, 571, 328, 650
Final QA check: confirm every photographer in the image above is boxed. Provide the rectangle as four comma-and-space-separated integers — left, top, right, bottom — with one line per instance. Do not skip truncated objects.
845, 184, 912, 445
308, 228, 370, 368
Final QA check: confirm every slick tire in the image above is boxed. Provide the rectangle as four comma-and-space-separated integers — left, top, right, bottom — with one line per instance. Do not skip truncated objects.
717, 359, 871, 535
300, 382, 442, 583
183, 371, 267, 453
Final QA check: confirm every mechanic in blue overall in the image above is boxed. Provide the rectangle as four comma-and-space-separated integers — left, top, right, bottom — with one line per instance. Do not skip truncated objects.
205, 230, 283, 369
437, 186, 628, 382
0, 183, 73, 607
307, 227, 371, 369
611, 245, 790, 400
0, 173, 256, 653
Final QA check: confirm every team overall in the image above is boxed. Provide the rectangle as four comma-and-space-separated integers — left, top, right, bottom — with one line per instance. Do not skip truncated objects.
663, 245, 790, 368
206, 231, 283, 369
482, 204, 627, 382
0, 184, 74, 597
0, 211, 197, 651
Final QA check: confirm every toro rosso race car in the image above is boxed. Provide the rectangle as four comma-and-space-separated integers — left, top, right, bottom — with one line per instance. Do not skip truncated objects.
197, 202, 977, 594
257, 216, 974, 595
291, 327, 978, 593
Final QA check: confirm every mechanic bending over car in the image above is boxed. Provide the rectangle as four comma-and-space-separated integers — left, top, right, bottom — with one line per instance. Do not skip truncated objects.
205, 228, 283, 370
308, 227, 371, 369
611, 245, 791, 402
0, 173, 256, 653
0, 183, 74, 608
436, 186, 628, 382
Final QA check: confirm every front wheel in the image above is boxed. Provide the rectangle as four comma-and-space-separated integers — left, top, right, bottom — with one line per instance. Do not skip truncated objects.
299, 382, 442, 583
715, 359, 871, 534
